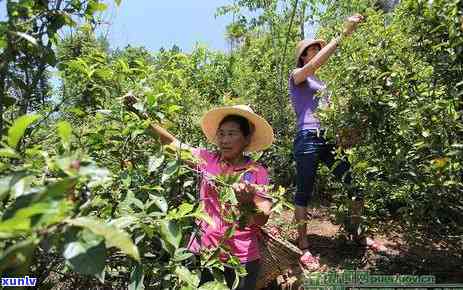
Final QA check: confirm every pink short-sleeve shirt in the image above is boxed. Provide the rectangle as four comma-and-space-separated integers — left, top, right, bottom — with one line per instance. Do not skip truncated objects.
187, 148, 270, 263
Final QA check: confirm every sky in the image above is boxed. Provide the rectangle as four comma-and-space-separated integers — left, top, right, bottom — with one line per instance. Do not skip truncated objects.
105, 1, 233, 52
0, 1, 318, 53
0, 2, 5, 21
0, 1, 234, 95
0, 1, 233, 52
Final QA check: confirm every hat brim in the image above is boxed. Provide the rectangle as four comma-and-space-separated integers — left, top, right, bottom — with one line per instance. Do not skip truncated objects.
295, 39, 327, 64
201, 107, 274, 153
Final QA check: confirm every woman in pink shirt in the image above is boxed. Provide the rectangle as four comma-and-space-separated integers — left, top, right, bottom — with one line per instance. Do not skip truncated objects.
126, 99, 274, 290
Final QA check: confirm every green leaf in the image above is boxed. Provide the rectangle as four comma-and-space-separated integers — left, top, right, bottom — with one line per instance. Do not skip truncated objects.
2, 95, 16, 108
0, 147, 19, 158
148, 154, 164, 174
161, 160, 179, 183
14, 201, 62, 219
67, 107, 86, 117
0, 215, 31, 237
0, 38, 6, 49
175, 265, 200, 288
177, 203, 194, 217
0, 175, 14, 201
11, 175, 32, 198
0, 172, 30, 202
129, 264, 145, 290
87, 2, 108, 13
149, 194, 168, 213
180, 287, 196, 290
2, 192, 41, 221
0, 200, 72, 237
108, 216, 138, 229
22, 200, 72, 227
14, 32, 38, 45
0, 238, 38, 274
96, 109, 112, 115
115, 0, 122, 6
191, 204, 214, 226
173, 247, 193, 262
57, 121, 72, 148
79, 164, 111, 187
198, 281, 229, 290
63, 240, 106, 282
7, 114, 41, 148
183, 180, 194, 187
158, 220, 181, 249
122, 190, 145, 210
44, 47, 57, 65
66, 217, 140, 261
133, 102, 145, 114
167, 104, 182, 114
121, 171, 132, 189
46, 178, 77, 199
147, 93, 162, 107
1, 179, 71, 224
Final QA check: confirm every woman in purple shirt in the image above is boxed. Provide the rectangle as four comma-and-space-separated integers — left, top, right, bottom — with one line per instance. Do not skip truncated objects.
288, 14, 380, 269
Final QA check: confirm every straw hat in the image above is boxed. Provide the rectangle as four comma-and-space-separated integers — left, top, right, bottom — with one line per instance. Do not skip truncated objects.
295, 39, 326, 65
201, 105, 274, 152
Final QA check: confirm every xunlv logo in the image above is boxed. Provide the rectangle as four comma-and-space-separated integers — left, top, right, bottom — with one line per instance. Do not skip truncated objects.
1, 276, 37, 287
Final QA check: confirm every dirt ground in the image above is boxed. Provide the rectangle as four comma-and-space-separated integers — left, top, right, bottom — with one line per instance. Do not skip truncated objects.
261, 206, 463, 290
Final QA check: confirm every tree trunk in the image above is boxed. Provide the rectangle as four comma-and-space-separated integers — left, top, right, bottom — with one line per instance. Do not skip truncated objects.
0, 68, 4, 135
300, 2, 306, 39
0, 48, 11, 135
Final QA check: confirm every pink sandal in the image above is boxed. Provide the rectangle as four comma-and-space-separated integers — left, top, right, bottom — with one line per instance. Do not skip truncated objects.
299, 251, 320, 271
365, 237, 388, 253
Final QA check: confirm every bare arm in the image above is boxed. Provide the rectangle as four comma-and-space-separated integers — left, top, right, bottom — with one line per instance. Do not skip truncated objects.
292, 14, 364, 85
249, 196, 272, 227
234, 183, 272, 227
124, 93, 189, 151
292, 36, 343, 85
147, 123, 178, 146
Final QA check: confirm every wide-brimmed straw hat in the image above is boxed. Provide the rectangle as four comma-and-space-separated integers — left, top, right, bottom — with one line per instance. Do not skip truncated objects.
295, 39, 326, 65
201, 105, 274, 152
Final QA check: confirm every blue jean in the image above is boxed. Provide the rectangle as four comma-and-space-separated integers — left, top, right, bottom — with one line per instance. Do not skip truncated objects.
293, 129, 354, 207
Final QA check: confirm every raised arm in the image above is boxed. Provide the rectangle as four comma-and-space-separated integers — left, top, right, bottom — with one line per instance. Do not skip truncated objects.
147, 123, 178, 146
292, 14, 364, 85
124, 93, 186, 150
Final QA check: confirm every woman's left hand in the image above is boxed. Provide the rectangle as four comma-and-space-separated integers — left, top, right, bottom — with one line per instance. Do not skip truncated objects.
232, 182, 257, 204
343, 14, 364, 36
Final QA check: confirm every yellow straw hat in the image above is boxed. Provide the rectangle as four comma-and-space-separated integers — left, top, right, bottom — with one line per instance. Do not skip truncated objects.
295, 39, 326, 65
201, 105, 274, 152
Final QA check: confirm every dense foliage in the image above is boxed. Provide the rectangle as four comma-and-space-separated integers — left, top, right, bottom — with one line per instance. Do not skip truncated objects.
317, 0, 463, 242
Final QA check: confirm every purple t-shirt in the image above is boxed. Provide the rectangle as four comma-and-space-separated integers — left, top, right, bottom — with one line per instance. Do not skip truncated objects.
289, 74, 329, 131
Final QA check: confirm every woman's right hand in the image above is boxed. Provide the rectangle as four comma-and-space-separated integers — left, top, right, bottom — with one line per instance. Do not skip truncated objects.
342, 14, 364, 37
123, 93, 138, 111
232, 182, 257, 204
